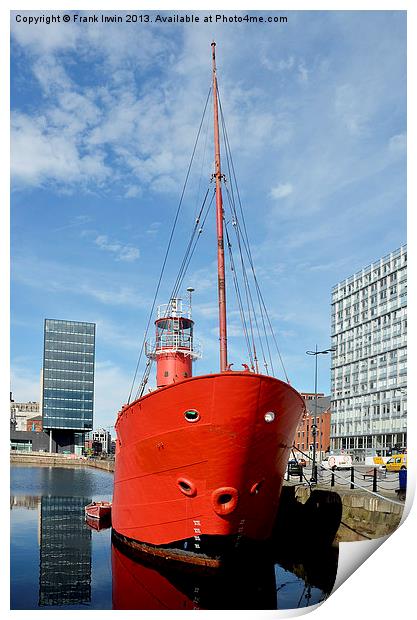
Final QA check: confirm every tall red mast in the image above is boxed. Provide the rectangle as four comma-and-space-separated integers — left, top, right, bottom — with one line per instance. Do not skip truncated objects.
211, 41, 228, 372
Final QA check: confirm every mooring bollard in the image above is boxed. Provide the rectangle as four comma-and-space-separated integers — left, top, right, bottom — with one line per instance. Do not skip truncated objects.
373, 467, 378, 492
331, 465, 335, 487
350, 466, 355, 490
287, 463, 290, 481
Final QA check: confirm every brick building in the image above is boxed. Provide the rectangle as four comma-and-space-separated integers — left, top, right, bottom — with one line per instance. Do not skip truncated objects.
26, 415, 43, 432
293, 393, 331, 461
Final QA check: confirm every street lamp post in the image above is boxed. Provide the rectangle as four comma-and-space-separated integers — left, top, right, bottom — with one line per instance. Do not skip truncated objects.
306, 345, 335, 484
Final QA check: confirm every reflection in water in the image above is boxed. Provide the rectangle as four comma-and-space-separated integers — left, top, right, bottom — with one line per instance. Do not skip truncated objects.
10, 467, 337, 610
85, 514, 112, 531
38, 496, 92, 607
10, 495, 41, 510
111, 536, 334, 610
111, 539, 277, 610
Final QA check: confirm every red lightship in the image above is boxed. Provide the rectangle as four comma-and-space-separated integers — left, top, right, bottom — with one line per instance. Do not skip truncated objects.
112, 42, 305, 567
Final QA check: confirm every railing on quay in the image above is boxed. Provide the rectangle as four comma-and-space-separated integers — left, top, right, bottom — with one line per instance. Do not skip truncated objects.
286, 449, 406, 507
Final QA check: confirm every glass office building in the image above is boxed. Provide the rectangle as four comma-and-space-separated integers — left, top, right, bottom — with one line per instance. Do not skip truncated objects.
42, 319, 95, 451
330, 246, 407, 459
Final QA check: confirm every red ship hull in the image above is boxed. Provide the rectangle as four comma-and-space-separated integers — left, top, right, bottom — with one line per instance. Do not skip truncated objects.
112, 371, 304, 560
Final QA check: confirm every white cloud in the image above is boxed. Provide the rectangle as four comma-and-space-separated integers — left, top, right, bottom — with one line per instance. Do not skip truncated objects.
297, 61, 309, 83
334, 83, 367, 136
32, 54, 72, 94
11, 21, 297, 194
388, 133, 406, 153
94, 235, 140, 262
146, 222, 161, 235
124, 185, 142, 199
11, 12, 79, 53
260, 53, 295, 72
269, 183, 293, 199
11, 112, 110, 187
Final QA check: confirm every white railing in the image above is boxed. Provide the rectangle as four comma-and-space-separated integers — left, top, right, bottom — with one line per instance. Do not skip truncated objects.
145, 336, 202, 360
156, 298, 192, 320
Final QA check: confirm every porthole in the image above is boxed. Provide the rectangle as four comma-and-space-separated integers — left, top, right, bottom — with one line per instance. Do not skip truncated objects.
177, 477, 197, 497
212, 487, 239, 515
264, 411, 276, 423
184, 409, 200, 423
218, 493, 233, 504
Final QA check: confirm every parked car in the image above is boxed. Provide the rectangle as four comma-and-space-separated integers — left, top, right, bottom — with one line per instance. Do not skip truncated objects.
383, 454, 407, 472
320, 454, 353, 470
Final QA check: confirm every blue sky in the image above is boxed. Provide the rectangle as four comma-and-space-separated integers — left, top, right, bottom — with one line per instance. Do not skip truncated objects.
10, 10, 406, 431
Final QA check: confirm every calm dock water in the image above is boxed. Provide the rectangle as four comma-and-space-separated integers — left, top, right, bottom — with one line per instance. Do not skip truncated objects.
10, 465, 336, 610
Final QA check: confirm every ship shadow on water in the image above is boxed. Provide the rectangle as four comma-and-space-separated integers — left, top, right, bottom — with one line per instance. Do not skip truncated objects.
271, 487, 342, 596
111, 489, 341, 610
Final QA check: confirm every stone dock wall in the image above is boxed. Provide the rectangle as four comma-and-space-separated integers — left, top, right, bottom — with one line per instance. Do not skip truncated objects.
289, 485, 404, 542
10, 452, 115, 472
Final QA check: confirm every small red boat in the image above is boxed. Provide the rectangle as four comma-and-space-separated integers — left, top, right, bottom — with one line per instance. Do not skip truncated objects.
85, 515, 112, 531
85, 501, 112, 521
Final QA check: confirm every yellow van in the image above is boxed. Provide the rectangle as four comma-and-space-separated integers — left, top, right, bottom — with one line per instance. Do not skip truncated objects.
385, 454, 407, 472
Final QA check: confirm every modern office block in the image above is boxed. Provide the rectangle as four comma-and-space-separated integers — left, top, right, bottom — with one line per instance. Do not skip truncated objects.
330, 246, 407, 459
42, 319, 96, 453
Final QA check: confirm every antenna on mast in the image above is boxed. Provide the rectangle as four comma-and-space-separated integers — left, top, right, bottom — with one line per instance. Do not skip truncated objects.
186, 287, 195, 317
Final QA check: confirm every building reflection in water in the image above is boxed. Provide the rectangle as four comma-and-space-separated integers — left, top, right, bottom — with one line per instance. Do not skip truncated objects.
38, 496, 92, 607
10, 495, 41, 510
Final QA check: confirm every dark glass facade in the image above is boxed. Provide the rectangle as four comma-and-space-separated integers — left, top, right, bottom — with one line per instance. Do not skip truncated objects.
39, 496, 92, 606
42, 319, 95, 431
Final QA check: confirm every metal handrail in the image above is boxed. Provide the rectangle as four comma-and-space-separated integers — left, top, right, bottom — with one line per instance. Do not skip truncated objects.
145, 337, 202, 359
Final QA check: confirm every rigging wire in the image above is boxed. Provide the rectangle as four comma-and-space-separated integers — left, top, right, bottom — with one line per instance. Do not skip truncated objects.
220, 129, 262, 373
215, 90, 267, 373
218, 89, 273, 375
223, 183, 268, 374
224, 223, 255, 370
218, 90, 273, 375
127, 87, 212, 403
173, 189, 215, 298
218, 88, 290, 382
130, 78, 291, 399
134, 188, 215, 400
192, 103, 212, 223
168, 185, 214, 304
